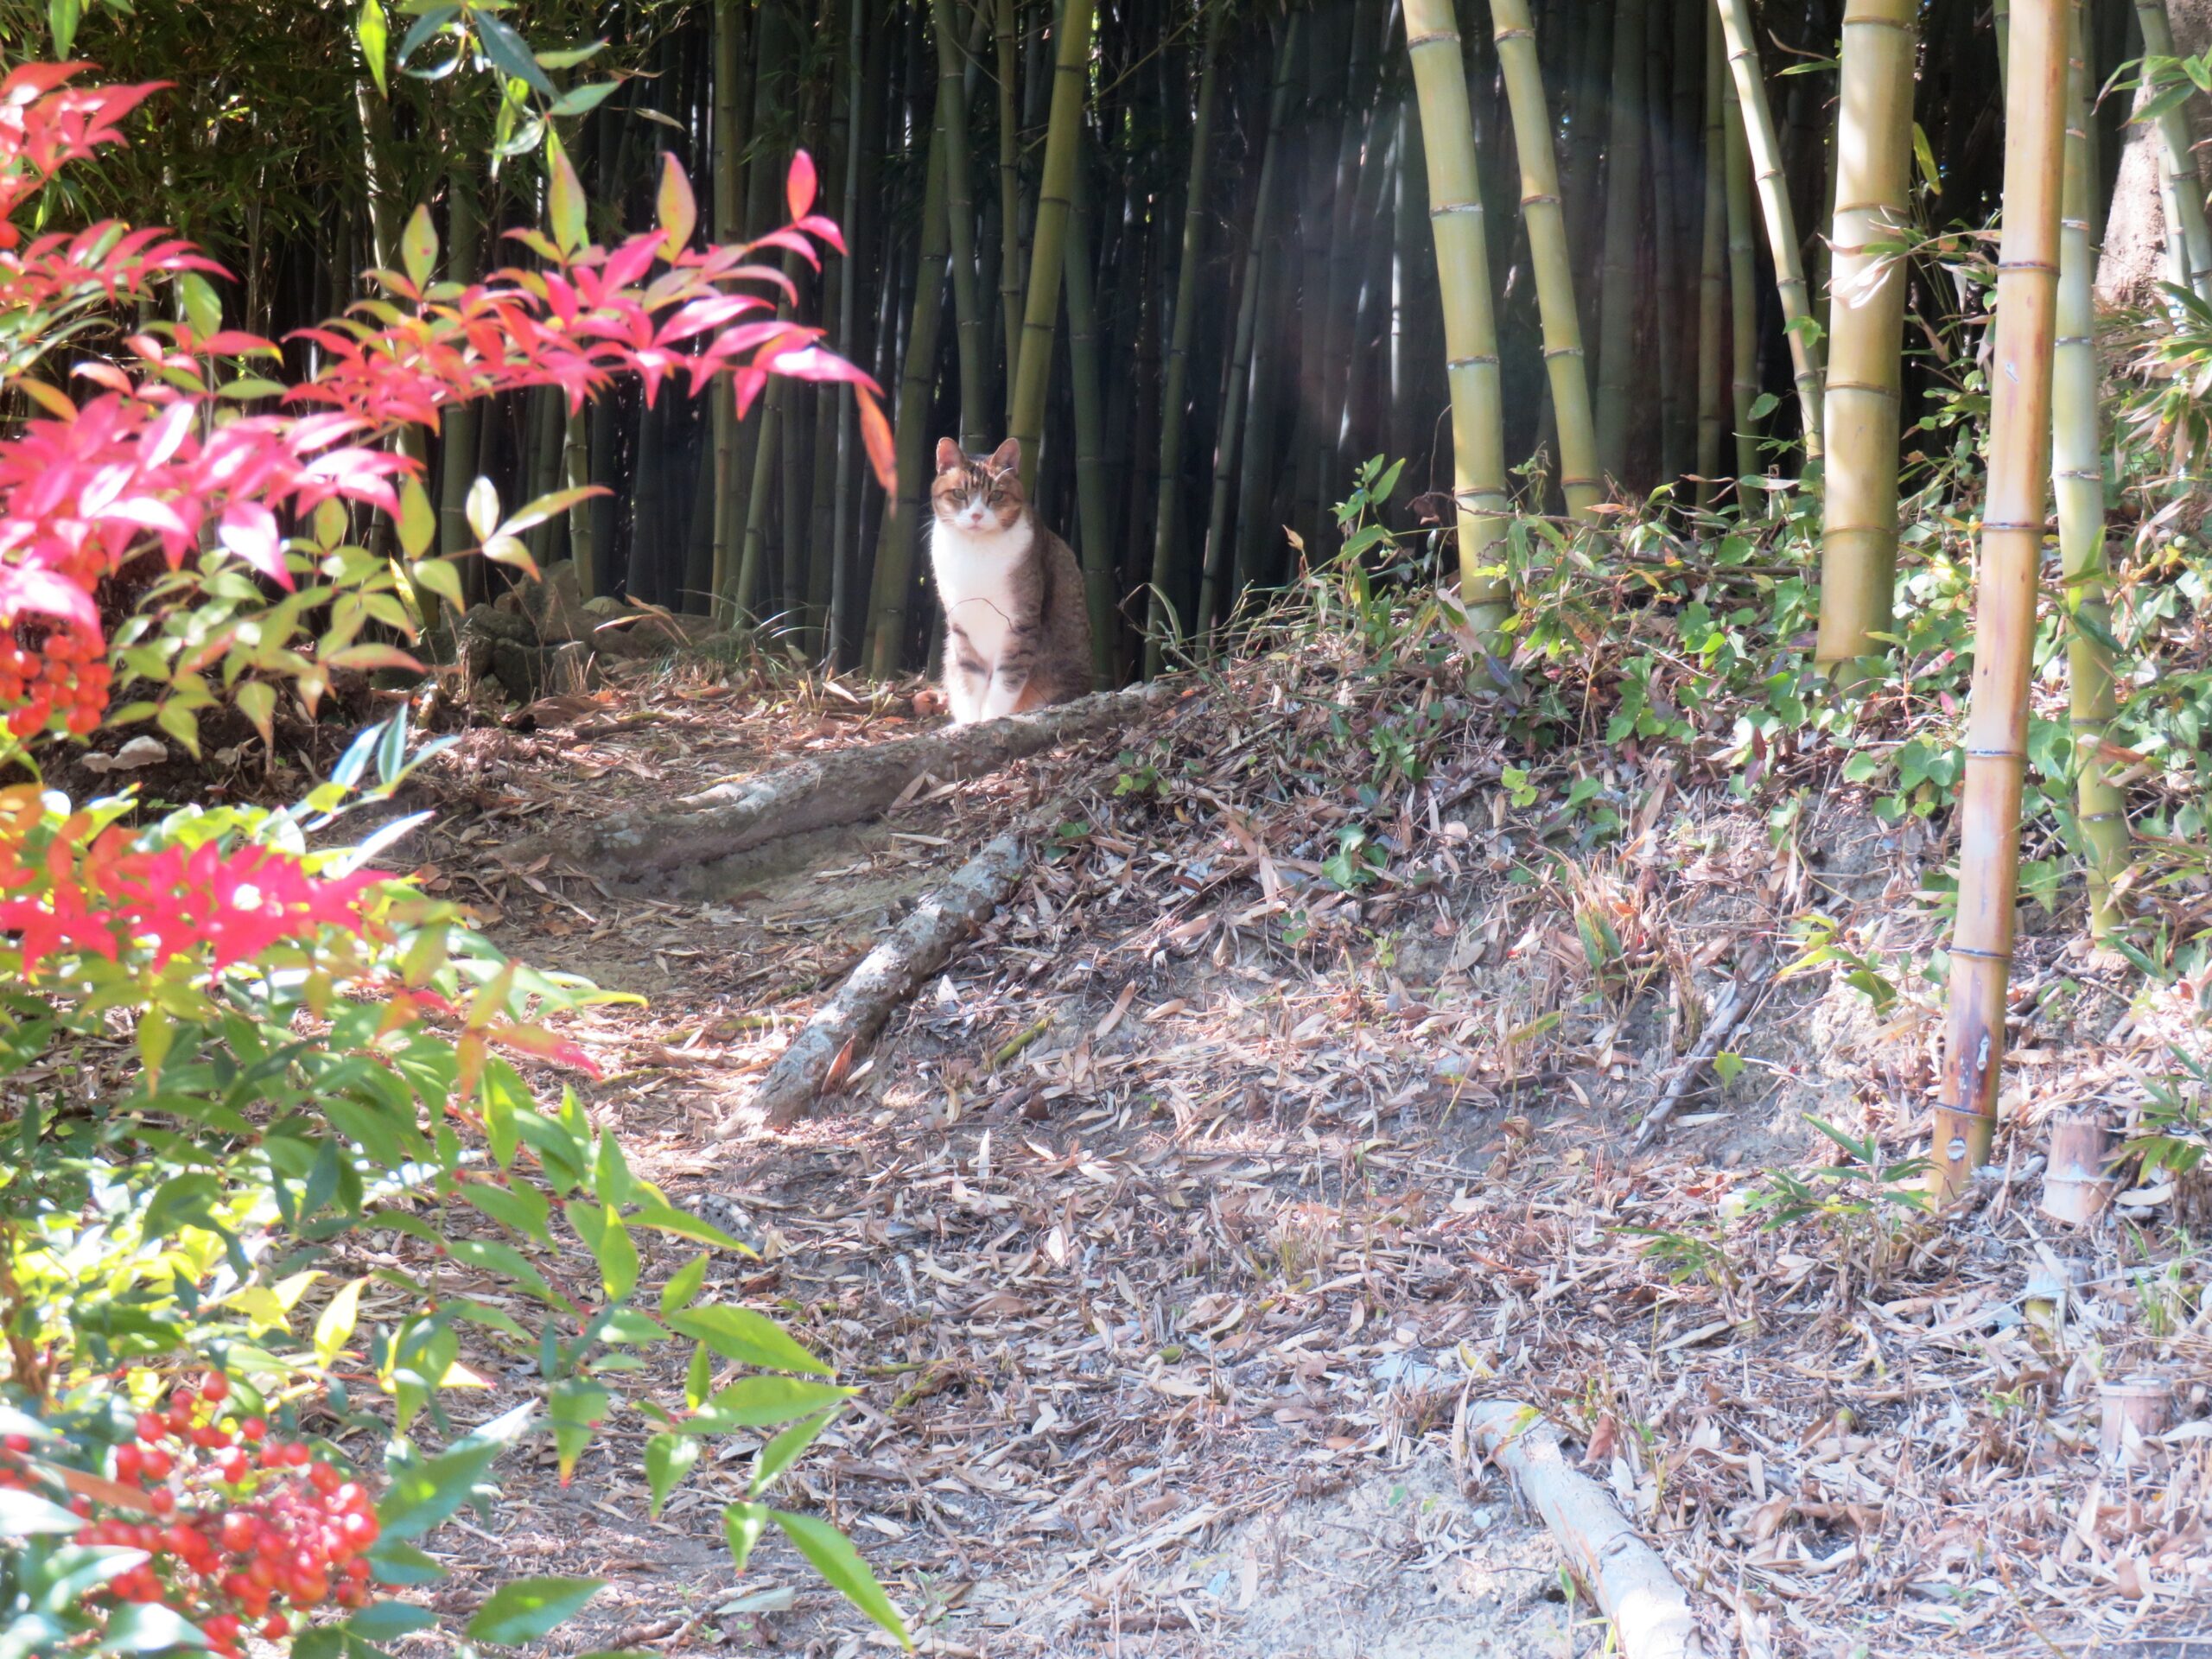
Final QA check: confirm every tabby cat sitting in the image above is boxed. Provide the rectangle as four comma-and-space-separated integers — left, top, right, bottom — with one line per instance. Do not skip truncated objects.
927, 437, 1091, 724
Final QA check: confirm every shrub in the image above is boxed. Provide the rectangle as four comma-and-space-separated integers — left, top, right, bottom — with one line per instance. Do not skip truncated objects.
0, 62, 905, 1657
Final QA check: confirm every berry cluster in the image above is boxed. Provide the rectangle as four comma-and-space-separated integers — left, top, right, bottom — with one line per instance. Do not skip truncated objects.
44, 1375, 380, 1654
0, 626, 111, 739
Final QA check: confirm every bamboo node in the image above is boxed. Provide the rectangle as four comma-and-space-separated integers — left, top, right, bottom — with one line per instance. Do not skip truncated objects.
1996, 261, 2059, 274
1980, 520, 2042, 531
1448, 354, 1501, 368
1519, 193, 1561, 208
1963, 747, 2026, 760
1430, 203, 1486, 219
1407, 29, 1462, 47
1541, 346, 1586, 359
1948, 944, 2012, 963
1492, 25, 1535, 40
1823, 380, 1901, 399
2053, 466, 2101, 479
2079, 810, 2126, 823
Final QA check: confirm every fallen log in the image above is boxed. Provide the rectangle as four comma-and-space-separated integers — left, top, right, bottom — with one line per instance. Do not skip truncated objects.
1632, 962, 1770, 1150
519, 682, 1173, 877
728, 823, 1036, 1134
1465, 1401, 1707, 1659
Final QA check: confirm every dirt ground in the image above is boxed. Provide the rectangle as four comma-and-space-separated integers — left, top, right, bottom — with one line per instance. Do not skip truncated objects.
333, 636, 2212, 1659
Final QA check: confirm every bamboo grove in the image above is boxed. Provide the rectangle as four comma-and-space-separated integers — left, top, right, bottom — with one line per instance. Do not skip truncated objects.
41, 0, 2212, 1191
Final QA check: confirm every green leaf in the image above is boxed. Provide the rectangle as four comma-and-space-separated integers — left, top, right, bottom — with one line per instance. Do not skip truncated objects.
749, 1408, 835, 1496
236, 680, 276, 749
444, 1237, 565, 1309
659, 1254, 708, 1315
721, 1501, 769, 1571
466, 1577, 603, 1645
365, 1539, 448, 1586
315, 1275, 368, 1369
667, 1306, 831, 1376
684, 1343, 712, 1408
357, 0, 391, 97
1910, 122, 1940, 192
626, 1201, 747, 1251
460, 1179, 554, 1247
548, 1378, 610, 1483
547, 134, 587, 256
1712, 1051, 1746, 1085
656, 152, 697, 259
645, 1433, 699, 1517
499, 485, 601, 540
566, 1199, 639, 1302
549, 80, 620, 118
465, 476, 500, 543
378, 1402, 534, 1541
772, 1510, 909, 1646
141, 1172, 220, 1238
412, 556, 466, 612
345, 1599, 437, 1640
48, 0, 80, 57
695, 1376, 855, 1430
474, 12, 555, 95
397, 475, 436, 560
179, 271, 224, 339
0, 1488, 91, 1535
100, 1603, 208, 1654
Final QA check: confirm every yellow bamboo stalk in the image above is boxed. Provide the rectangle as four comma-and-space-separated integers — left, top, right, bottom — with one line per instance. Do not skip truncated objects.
1932, 0, 2068, 1199
1814, 0, 1917, 675
1007, 0, 1097, 493
1723, 74, 1758, 483
1713, 0, 1825, 458
1492, 0, 1599, 519
1403, 0, 1510, 636
2054, 0, 2126, 938
1592, 0, 1649, 481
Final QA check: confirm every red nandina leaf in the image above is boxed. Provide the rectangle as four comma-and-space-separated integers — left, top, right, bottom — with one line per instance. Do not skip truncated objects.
785, 149, 817, 220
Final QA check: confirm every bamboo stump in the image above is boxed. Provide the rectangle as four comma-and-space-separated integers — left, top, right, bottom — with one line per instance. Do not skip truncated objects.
2038, 1113, 2117, 1226
2101, 1376, 2171, 1467
1465, 1401, 1707, 1659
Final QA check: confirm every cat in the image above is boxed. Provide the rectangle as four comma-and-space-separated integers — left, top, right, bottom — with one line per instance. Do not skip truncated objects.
927, 436, 1092, 724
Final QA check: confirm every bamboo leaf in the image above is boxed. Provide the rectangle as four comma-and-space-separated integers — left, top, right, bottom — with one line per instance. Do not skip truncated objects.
48, 0, 79, 57
474, 12, 555, 95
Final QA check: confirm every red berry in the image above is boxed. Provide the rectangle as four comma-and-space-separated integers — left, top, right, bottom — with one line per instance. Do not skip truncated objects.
3, 1433, 29, 1454
283, 1441, 311, 1468
138, 1446, 171, 1480
307, 1462, 340, 1496
239, 1417, 267, 1443
146, 1487, 175, 1516
112, 1443, 143, 1481
260, 1615, 289, 1639
135, 1414, 165, 1445
200, 1373, 229, 1402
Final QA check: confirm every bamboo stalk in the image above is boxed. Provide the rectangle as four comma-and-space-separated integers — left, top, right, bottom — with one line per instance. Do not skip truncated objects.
708, 0, 748, 620
1695, 6, 1727, 506
437, 156, 485, 563
1143, 1, 1224, 677
1007, 0, 1098, 493
1065, 160, 1115, 685
1713, 0, 1826, 458
2054, 0, 2126, 938
1933, 0, 2067, 1199
1192, 16, 1299, 655
2133, 0, 2212, 302
931, 0, 990, 451
1592, 0, 1649, 483
1492, 0, 1599, 519
995, 0, 1026, 404
866, 104, 955, 675
1723, 73, 1759, 483
828, 0, 868, 663
1814, 0, 1917, 674
1403, 0, 1511, 636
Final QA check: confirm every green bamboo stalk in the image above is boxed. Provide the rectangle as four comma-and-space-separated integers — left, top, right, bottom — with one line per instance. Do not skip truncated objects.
1713, 0, 1826, 458
1723, 73, 1758, 483
995, 0, 1026, 405
563, 405, 594, 598
1143, 0, 1224, 674
1649, 37, 1687, 487
1007, 0, 1097, 493
2055, 0, 2126, 937
866, 107, 954, 676
1695, 4, 1727, 505
1592, 0, 1648, 482
1492, 0, 1599, 518
1933, 0, 2067, 1197
931, 0, 990, 450
1403, 0, 1510, 634
1188, 16, 1299, 662
2133, 0, 2212, 302
1813, 0, 1917, 674
709, 0, 748, 621
437, 158, 485, 562
1065, 160, 1115, 685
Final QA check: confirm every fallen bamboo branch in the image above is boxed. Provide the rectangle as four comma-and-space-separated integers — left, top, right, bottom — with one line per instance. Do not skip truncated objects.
728, 820, 1044, 1134
518, 682, 1176, 878
1464, 1401, 1708, 1659
1633, 965, 1769, 1149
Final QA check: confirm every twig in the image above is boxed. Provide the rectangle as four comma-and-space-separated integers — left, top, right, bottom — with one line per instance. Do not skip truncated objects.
1633, 964, 1771, 1149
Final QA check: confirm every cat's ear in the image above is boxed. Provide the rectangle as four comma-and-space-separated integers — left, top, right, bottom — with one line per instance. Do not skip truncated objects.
987, 437, 1021, 476
934, 437, 964, 474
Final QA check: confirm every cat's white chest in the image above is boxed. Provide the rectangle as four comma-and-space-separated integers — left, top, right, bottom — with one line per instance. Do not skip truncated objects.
930, 518, 1034, 668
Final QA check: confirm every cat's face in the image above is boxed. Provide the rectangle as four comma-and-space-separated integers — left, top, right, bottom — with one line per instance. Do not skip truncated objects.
931, 438, 1026, 535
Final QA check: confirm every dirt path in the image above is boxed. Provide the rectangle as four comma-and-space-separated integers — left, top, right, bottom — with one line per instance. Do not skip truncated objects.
375, 650, 2211, 1659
